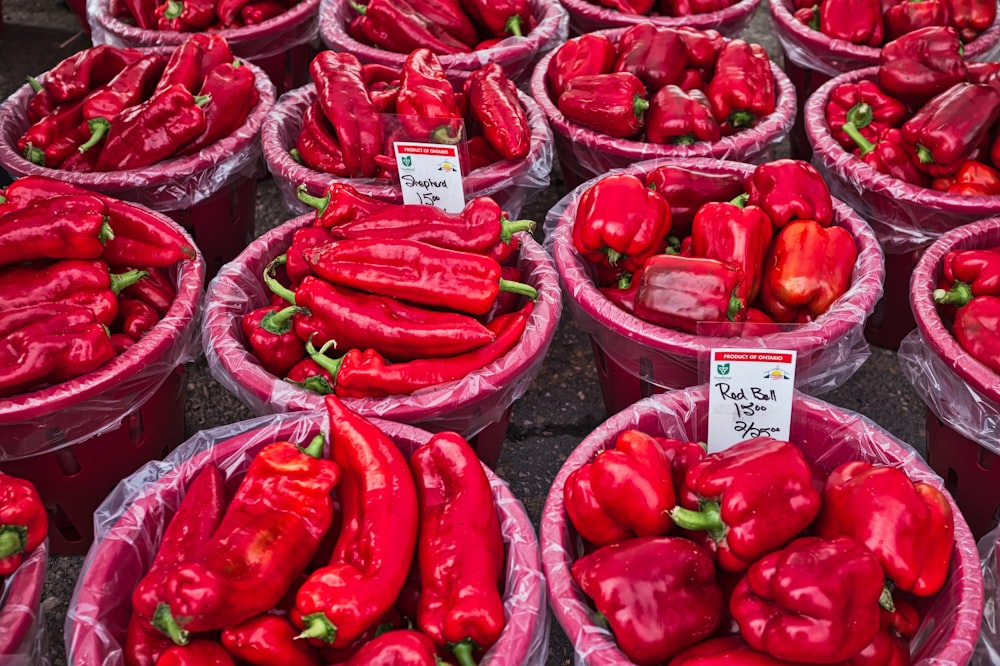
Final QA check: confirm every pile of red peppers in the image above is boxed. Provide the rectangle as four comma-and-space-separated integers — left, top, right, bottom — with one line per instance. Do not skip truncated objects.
583, 0, 742, 18
821, 26, 1000, 194
0, 472, 47, 579
574, 158, 858, 331
564, 430, 956, 665
548, 26, 778, 142
17, 34, 257, 172
933, 246, 1000, 372
240, 182, 538, 399
0, 175, 196, 397
291, 48, 532, 179
125, 395, 508, 666
107, 0, 303, 31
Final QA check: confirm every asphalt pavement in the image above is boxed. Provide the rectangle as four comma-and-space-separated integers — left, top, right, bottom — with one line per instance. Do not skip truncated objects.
0, 1, 931, 664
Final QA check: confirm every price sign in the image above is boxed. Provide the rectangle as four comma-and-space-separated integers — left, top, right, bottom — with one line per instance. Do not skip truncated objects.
707, 348, 797, 452
393, 141, 466, 213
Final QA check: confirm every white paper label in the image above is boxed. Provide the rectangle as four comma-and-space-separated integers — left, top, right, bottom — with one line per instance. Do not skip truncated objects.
394, 142, 465, 212
707, 348, 797, 452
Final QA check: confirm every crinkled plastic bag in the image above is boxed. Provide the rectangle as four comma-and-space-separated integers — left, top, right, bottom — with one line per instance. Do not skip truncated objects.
0, 541, 49, 666
559, 0, 760, 37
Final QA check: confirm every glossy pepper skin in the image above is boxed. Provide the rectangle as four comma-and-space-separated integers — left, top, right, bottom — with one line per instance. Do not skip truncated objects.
17, 98, 88, 168
405, 0, 478, 46
296, 182, 391, 229
180, 60, 259, 155
931, 159, 1000, 195
646, 85, 722, 144
411, 432, 506, 666
558, 72, 650, 138
76, 53, 168, 153
947, 0, 997, 40
157, 641, 235, 666
934, 248, 1000, 306
459, 0, 530, 36
847, 126, 931, 186
155, 0, 217, 31
877, 26, 968, 105
669, 437, 823, 573
849, 599, 920, 666
0, 194, 112, 267
815, 461, 955, 596
952, 294, 1000, 372
284, 226, 334, 285
902, 83, 1000, 177
563, 463, 636, 546
572, 536, 724, 665
690, 195, 773, 303
819, 0, 885, 45
645, 165, 744, 236
0, 473, 47, 576
598, 0, 656, 13
310, 51, 383, 177
141, 436, 340, 642
221, 614, 322, 666
614, 24, 688, 91
545, 34, 618, 98
115, 297, 159, 340
395, 48, 464, 144
824, 80, 908, 151
668, 636, 815, 666
155, 33, 234, 96
42, 45, 143, 103
706, 40, 776, 130
633, 254, 745, 333
465, 63, 531, 159
294, 396, 419, 648
761, 220, 857, 322
292, 102, 350, 177
241, 305, 309, 377
352, 0, 472, 55
338, 630, 441, 666
885, 0, 952, 40
745, 159, 834, 228
573, 173, 672, 272
729, 536, 886, 663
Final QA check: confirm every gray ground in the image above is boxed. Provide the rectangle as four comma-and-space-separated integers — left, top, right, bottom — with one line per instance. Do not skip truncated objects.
0, 1, 929, 664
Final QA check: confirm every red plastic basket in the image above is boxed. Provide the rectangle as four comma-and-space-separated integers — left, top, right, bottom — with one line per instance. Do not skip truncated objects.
540, 388, 984, 665
549, 156, 884, 416
0, 56, 276, 279
260, 82, 554, 220
201, 214, 562, 468
66, 411, 549, 665
558, 0, 760, 36
0, 540, 48, 663
529, 27, 797, 191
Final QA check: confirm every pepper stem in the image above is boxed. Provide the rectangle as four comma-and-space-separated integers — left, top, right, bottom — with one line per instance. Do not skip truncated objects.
669, 501, 726, 540
99, 218, 114, 244
505, 14, 523, 37
498, 278, 538, 300
289, 148, 303, 164
846, 102, 874, 131
24, 143, 46, 167
672, 133, 697, 145
727, 292, 745, 321
306, 336, 345, 380
110, 269, 148, 294
916, 144, 935, 164
260, 305, 309, 335
296, 184, 330, 213
728, 110, 755, 129
78, 118, 110, 153
0, 525, 27, 559
285, 375, 335, 395
299, 433, 326, 458
27, 76, 42, 93
193, 93, 211, 107
298, 612, 338, 644
731, 193, 749, 207
499, 217, 536, 242
450, 639, 480, 666
163, 0, 182, 18
153, 603, 190, 646
606, 248, 623, 266
842, 121, 876, 157
933, 281, 973, 306
634, 95, 650, 119
617, 271, 633, 290
879, 585, 896, 613
264, 255, 297, 305
349, 0, 366, 14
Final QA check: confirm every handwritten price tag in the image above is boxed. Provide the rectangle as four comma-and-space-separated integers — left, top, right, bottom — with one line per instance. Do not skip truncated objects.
707, 348, 796, 452
393, 142, 466, 213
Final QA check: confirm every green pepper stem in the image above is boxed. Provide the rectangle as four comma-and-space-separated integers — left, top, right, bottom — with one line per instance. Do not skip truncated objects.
605, 248, 623, 266
842, 121, 875, 156
634, 96, 650, 118
731, 193, 749, 208
296, 184, 330, 213
617, 271, 633, 290
163, 0, 182, 18
298, 612, 338, 644
264, 255, 296, 305
0, 525, 27, 559
505, 14, 523, 37
299, 433, 326, 458
727, 292, 744, 321
916, 144, 935, 165
349, 0, 366, 13
846, 102, 874, 131
78, 117, 110, 153
285, 375, 335, 395
25, 143, 46, 167
498, 278, 538, 300
933, 281, 973, 306
669, 501, 725, 539
306, 336, 344, 379
153, 603, 190, 646
110, 269, 148, 294
499, 218, 536, 242
879, 585, 896, 613
27, 76, 42, 93
450, 640, 479, 666
289, 148, 303, 164
260, 305, 309, 335
672, 133, 697, 145
99, 218, 114, 244
728, 110, 755, 129
193, 93, 211, 107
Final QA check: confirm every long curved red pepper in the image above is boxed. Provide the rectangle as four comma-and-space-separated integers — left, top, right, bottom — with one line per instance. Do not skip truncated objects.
296, 182, 392, 229
464, 63, 531, 160
77, 53, 168, 154
221, 614, 322, 666
0, 194, 112, 267
396, 48, 464, 143
293, 395, 419, 648
180, 60, 259, 156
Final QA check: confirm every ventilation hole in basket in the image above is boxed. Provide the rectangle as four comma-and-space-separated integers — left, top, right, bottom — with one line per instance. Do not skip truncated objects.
977, 446, 996, 470
47, 503, 82, 544
127, 412, 144, 446
54, 448, 81, 476
945, 468, 958, 497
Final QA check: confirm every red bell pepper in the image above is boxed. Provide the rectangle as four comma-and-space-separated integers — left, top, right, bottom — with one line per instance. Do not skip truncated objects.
760, 219, 857, 322
877, 26, 968, 105
931, 158, 1000, 195
155, 0, 216, 31
819, 0, 886, 45
241, 305, 309, 377
571, 536, 724, 665
410, 432, 506, 666
157, 641, 235, 666
669, 636, 814, 666
395, 48, 464, 144
0, 194, 112, 267
221, 614, 322, 666
464, 63, 531, 159
645, 85, 722, 145
337, 630, 441, 666
846, 126, 932, 186
690, 194, 773, 303
885, 0, 952, 40
705, 39, 776, 130
815, 461, 955, 596
848, 599, 920, 666
557, 72, 650, 139
729, 536, 887, 663
294, 396, 418, 648
614, 24, 688, 91
824, 80, 908, 151
947, 0, 997, 40
676, 26, 727, 71
669, 437, 822, 573
632, 254, 746, 332
545, 34, 618, 98
934, 247, 1000, 306
745, 159, 834, 228
795, 5, 821, 28
351, 0, 472, 55
459, 0, 530, 36
563, 463, 636, 546
572, 172, 672, 272
645, 164, 744, 236
952, 294, 1000, 372
0, 473, 47, 576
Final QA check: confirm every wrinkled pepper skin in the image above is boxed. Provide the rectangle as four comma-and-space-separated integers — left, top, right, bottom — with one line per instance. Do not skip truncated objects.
952, 294, 1000, 372
546, 33, 618, 97
645, 85, 722, 145
670, 437, 823, 573
0, 473, 47, 576
815, 461, 955, 596
690, 196, 773, 302
338, 630, 441, 666
563, 463, 636, 546
729, 536, 886, 664
884, 0, 952, 40
0, 194, 111, 267
42, 45, 144, 103
571, 536, 724, 665
464, 63, 531, 160
396, 48, 464, 144
705, 40, 776, 130
353, 0, 472, 55
558, 72, 650, 138
745, 159, 834, 228
310, 51, 383, 177
220, 614, 322, 666
613, 24, 689, 91
877, 26, 968, 105
180, 60, 259, 156
633, 254, 745, 333
645, 165, 744, 236
947, 0, 997, 40
818, 0, 885, 45
410, 432, 506, 666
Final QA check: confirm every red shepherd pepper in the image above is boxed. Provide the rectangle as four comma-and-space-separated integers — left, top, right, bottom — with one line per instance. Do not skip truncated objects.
745, 159, 835, 228
572, 536, 724, 665
824, 80, 909, 151
338, 630, 441, 666
885, 0, 952, 40
815, 461, 955, 596
216, 0, 253, 26
947, 0, 997, 40
410, 432, 506, 666
406, 0, 478, 45
43, 45, 143, 103
459, 0, 530, 36
573, 172, 672, 272
645, 164, 744, 236
563, 463, 636, 546
633, 254, 745, 333
877, 26, 968, 105
351, 0, 472, 55
902, 82, 1000, 177
310, 51, 383, 177
157, 641, 235, 666
846, 126, 931, 186
285, 226, 334, 285
729, 536, 887, 663
77, 53, 168, 153
819, 0, 885, 45
240, 0, 288, 24
144, 435, 340, 643
296, 182, 391, 229
645, 85, 722, 145
115, 297, 160, 340
934, 248, 1000, 306
241, 304, 309, 377
465, 63, 531, 160
690, 194, 773, 303
761, 220, 857, 322
17, 98, 89, 168
932, 159, 1000, 195
0, 473, 47, 576
614, 24, 689, 91
558, 72, 649, 139
395, 48, 464, 144
669, 437, 823, 573
294, 396, 418, 648
221, 614, 322, 666
706, 40, 776, 130
122, 0, 158, 29
156, 0, 217, 31
180, 60, 259, 155
545, 33, 618, 98
952, 294, 1000, 372
155, 33, 234, 95
292, 102, 350, 177
303, 238, 537, 317
0, 194, 112, 267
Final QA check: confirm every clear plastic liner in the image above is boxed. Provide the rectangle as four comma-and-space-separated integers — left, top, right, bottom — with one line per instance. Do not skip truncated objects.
317, 0, 569, 85
539, 388, 984, 666
0, 215, 206, 462
558, 0, 761, 37
770, 0, 1000, 79
974, 525, 1000, 665
260, 82, 553, 220
202, 214, 562, 439
0, 57, 276, 212
806, 67, 1000, 255
66, 410, 550, 666
542, 156, 884, 396
899, 217, 1000, 456
528, 27, 798, 184
0, 540, 49, 666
